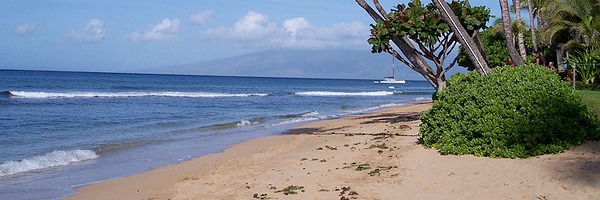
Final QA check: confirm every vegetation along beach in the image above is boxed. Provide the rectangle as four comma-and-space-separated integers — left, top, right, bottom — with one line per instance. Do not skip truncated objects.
1, 0, 599, 199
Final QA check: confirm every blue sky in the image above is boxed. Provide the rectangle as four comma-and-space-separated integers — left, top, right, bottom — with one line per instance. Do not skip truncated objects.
1, 0, 500, 73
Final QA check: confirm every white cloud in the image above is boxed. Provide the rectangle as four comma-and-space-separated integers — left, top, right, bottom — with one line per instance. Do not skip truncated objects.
202, 12, 370, 49
205, 11, 277, 42
67, 19, 105, 43
189, 10, 215, 25
283, 17, 310, 37
129, 18, 180, 42
13, 23, 37, 35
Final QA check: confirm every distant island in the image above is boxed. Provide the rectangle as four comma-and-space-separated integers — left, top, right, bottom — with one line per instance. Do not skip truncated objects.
142, 49, 465, 80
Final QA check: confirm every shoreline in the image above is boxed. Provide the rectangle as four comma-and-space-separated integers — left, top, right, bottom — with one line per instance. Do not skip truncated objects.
66, 102, 600, 200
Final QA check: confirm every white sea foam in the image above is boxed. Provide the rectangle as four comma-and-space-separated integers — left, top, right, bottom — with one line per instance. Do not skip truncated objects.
414, 97, 432, 102
294, 91, 394, 97
8, 91, 269, 99
301, 111, 320, 117
0, 150, 98, 177
236, 120, 255, 127
271, 116, 323, 126
333, 103, 407, 117
271, 103, 411, 127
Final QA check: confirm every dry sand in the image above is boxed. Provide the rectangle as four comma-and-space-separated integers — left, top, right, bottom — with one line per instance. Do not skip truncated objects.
66, 102, 600, 200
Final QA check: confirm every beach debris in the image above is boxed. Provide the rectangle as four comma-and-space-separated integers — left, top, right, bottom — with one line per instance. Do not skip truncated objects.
274, 185, 305, 195
181, 177, 199, 181
368, 169, 381, 176
317, 145, 338, 150
368, 143, 389, 149
338, 186, 359, 200
355, 163, 372, 171
253, 193, 271, 199
343, 162, 371, 171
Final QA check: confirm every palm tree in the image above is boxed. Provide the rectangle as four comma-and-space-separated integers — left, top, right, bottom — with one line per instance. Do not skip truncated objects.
532, 0, 553, 29
527, 0, 538, 52
542, 0, 600, 65
500, 0, 525, 65
525, 0, 553, 52
513, 0, 528, 59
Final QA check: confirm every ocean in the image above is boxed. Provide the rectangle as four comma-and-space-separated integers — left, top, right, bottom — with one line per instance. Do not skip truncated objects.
0, 69, 434, 199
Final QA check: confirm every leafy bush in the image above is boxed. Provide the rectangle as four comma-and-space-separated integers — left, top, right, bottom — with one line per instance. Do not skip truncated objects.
565, 48, 600, 85
420, 65, 599, 158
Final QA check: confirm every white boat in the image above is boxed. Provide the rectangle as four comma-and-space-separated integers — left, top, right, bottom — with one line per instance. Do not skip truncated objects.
374, 68, 406, 84
375, 77, 406, 84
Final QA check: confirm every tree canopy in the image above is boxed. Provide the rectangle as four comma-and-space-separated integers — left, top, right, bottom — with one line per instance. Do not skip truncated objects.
357, 0, 491, 92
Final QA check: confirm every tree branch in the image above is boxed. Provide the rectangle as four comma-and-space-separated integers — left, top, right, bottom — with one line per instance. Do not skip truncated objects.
373, 0, 389, 19
445, 54, 460, 72
356, 0, 384, 21
432, 0, 490, 75
412, 37, 436, 60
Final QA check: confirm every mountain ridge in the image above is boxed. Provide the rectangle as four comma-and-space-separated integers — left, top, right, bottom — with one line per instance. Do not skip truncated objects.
143, 49, 425, 80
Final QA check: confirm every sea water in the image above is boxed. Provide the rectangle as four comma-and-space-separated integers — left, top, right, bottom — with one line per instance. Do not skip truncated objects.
0, 69, 434, 199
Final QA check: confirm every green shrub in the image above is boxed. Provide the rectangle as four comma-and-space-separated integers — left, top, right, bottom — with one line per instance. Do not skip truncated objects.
420, 65, 599, 158
565, 48, 600, 85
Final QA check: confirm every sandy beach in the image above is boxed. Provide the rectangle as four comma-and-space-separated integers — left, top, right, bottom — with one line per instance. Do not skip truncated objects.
66, 102, 600, 200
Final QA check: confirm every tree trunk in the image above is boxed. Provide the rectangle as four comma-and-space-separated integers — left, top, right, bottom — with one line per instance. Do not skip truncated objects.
513, 0, 528, 60
557, 47, 564, 70
527, 0, 538, 52
432, 0, 490, 75
464, 0, 490, 69
536, 11, 543, 30
500, 0, 525, 65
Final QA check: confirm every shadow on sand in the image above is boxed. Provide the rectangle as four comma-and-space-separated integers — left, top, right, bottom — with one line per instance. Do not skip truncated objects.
357, 112, 423, 124
552, 141, 600, 188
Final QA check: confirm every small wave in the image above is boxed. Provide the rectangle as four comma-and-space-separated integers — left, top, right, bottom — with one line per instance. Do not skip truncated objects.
93, 141, 157, 155
414, 97, 432, 102
235, 117, 265, 127
275, 111, 319, 119
301, 111, 320, 117
0, 91, 14, 98
0, 150, 98, 177
270, 116, 323, 126
294, 91, 394, 97
6, 91, 269, 99
195, 117, 266, 131
396, 91, 435, 95
339, 103, 406, 116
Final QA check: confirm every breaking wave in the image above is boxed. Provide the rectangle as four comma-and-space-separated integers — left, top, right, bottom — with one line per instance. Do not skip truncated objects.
0, 150, 99, 177
0, 90, 14, 98
5, 91, 269, 99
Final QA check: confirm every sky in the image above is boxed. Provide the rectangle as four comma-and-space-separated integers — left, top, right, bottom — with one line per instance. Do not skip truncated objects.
1, 0, 500, 74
